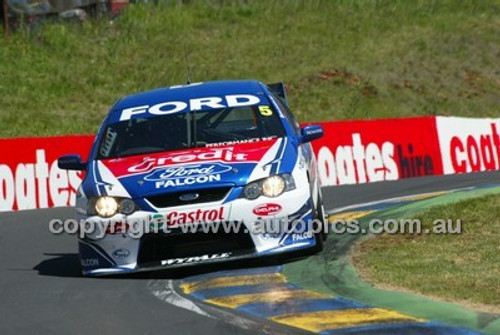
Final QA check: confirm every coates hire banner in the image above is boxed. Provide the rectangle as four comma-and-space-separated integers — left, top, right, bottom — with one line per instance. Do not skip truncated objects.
0, 135, 94, 211
0, 116, 499, 212
436, 117, 500, 174
313, 116, 444, 186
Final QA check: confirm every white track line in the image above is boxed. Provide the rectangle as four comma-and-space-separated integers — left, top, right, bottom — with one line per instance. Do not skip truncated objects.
148, 280, 212, 318
326, 186, 475, 214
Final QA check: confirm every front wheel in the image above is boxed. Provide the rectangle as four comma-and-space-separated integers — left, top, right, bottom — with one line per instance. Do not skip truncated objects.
305, 191, 326, 253
315, 191, 328, 242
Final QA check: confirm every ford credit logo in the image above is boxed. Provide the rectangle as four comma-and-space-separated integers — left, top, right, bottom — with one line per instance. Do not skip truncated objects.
144, 163, 232, 182
179, 193, 200, 202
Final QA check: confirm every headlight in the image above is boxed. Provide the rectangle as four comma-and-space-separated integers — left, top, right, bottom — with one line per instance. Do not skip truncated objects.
90, 197, 138, 217
244, 182, 261, 200
242, 174, 296, 200
119, 198, 136, 215
262, 175, 285, 197
94, 197, 118, 217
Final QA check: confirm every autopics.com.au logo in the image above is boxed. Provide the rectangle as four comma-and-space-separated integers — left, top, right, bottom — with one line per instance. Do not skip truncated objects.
47, 214, 462, 240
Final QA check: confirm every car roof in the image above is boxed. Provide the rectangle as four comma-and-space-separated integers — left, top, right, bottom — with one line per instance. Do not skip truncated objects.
111, 80, 266, 114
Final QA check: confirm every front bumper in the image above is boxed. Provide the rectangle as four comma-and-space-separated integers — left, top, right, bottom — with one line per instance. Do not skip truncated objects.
78, 186, 319, 276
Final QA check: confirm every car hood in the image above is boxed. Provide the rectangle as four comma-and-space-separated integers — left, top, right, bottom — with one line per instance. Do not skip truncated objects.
84, 138, 298, 199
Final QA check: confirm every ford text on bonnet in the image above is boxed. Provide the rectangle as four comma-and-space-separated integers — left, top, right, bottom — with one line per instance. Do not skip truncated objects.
59, 80, 326, 276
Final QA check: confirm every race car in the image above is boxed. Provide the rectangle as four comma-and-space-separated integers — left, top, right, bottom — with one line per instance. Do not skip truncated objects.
58, 80, 326, 276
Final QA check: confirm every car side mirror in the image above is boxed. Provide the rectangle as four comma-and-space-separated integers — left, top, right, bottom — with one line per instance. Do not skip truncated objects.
58, 154, 86, 171
300, 125, 324, 143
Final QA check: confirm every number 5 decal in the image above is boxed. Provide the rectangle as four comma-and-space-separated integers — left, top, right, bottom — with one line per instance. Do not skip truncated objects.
258, 106, 273, 116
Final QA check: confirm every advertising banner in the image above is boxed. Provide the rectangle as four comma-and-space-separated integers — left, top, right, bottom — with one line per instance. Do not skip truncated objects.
310, 117, 444, 186
436, 116, 500, 174
1, 116, 499, 212
0, 135, 93, 211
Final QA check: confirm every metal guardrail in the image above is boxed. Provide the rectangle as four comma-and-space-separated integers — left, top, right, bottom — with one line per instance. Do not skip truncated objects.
7, 0, 101, 15
1, 0, 131, 35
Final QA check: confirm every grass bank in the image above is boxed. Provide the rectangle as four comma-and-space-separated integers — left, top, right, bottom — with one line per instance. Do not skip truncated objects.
1, 0, 499, 137
353, 194, 500, 313
283, 187, 500, 333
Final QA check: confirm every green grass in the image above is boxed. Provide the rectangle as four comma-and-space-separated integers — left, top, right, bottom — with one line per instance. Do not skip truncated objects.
1, 0, 499, 137
353, 194, 500, 312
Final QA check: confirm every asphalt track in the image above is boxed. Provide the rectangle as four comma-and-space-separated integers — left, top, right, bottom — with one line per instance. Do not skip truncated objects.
1, 171, 499, 335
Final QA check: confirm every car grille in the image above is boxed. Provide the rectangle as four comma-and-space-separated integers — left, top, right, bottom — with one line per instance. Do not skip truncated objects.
137, 229, 255, 266
146, 187, 232, 208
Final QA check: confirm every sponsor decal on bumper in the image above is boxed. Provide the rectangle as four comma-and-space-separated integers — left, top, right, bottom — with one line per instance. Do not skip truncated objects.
112, 248, 131, 259
253, 203, 282, 216
165, 206, 228, 226
160, 252, 232, 266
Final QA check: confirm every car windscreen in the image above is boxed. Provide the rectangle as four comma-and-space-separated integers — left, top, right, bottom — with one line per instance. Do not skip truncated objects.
97, 104, 286, 159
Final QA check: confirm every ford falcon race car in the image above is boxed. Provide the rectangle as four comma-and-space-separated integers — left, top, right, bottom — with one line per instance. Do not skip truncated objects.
58, 80, 327, 276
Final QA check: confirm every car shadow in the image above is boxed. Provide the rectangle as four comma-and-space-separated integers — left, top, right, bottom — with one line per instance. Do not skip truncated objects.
33, 252, 306, 280
33, 253, 82, 278
135, 257, 289, 280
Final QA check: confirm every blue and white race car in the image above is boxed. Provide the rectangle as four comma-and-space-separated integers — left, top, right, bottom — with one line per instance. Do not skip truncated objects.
59, 80, 326, 276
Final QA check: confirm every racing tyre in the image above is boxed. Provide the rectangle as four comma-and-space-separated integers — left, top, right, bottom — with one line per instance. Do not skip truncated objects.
315, 191, 328, 242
